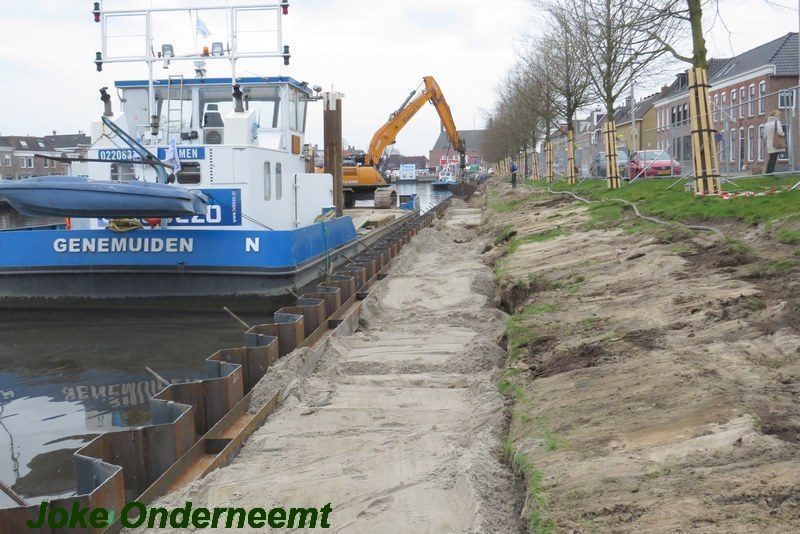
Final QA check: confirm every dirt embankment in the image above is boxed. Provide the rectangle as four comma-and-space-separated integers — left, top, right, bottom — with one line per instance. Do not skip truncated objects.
141, 202, 524, 533
484, 180, 800, 532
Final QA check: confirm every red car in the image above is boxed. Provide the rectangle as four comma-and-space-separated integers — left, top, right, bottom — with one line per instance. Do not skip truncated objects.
628, 150, 681, 178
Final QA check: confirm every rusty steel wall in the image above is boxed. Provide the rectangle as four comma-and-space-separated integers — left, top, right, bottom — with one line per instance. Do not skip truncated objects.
0, 197, 453, 533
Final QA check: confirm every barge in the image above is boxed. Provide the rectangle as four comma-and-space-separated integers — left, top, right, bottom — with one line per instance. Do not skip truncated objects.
0, 2, 383, 308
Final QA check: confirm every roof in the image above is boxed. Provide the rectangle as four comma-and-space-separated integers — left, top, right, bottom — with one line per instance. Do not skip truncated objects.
615, 92, 661, 126
712, 32, 798, 80
432, 129, 485, 152
657, 33, 798, 103
0, 136, 56, 151
114, 76, 314, 95
43, 133, 90, 149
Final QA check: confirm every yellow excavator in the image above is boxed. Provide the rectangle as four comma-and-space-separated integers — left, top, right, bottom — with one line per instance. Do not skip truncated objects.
340, 76, 466, 207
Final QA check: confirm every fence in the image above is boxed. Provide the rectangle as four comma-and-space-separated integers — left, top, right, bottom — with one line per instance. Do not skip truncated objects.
513, 84, 799, 183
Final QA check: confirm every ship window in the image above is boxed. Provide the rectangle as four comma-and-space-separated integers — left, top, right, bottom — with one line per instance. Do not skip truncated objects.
264, 162, 272, 200
176, 162, 201, 184
297, 98, 307, 134
275, 163, 282, 200
110, 163, 135, 181
288, 91, 298, 131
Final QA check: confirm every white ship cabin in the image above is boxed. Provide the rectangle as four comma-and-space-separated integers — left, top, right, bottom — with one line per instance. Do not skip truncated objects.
83, 77, 333, 232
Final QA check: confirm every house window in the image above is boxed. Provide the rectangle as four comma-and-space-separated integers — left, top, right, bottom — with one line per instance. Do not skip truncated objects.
682, 103, 688, 124
747, 126, 754, 162
730, 90, 737, 119
779, 122, 791, 159
758, 81, 766, 115
175, 162, 201, 184
20, 157, 26, 168
748, 84, 755, 117
3, 155, 9, 166
779, 89, 795, 109
713, 94, 719, 122
263, 162, 272, 200
738, 128, 745, 167
19, 140, 28, 148
275, 163, 283, 200
671, 107, 676, 125
758, 124, 765, 161
657, 109, 661, 129
43, 159, 49, 169
739, 87, 746, 118
682, 135, 692, 161
729, 129, 736, 163
721, 93, 727, 120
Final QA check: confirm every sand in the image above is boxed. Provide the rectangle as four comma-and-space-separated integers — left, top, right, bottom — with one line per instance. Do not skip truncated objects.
485, 182, 800, 531
142, 206, 523, 533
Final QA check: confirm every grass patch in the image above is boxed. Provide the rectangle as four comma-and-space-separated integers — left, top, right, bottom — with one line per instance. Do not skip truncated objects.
509, 227, 566, 253
504, 441, 555, 534
494, 224, 517, 245
490, 196, 532, 213
506, 313, 542, 361
770, 260, 793, 270
669, 243, 694, 255
584, 202, 626, 229
556, 175, 800, 224
522, 302, 558, 315
580, 316, 599, 327
528, 273, 563, 290
776, 229, 800, 245
535, 417, 562, 451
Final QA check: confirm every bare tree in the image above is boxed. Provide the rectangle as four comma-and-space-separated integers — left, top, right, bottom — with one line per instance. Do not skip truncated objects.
570, 0, 671, 188
537, 4, 595, 183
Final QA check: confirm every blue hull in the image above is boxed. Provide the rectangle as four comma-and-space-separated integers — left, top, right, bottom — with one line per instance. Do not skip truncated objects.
0, 217, 358, 303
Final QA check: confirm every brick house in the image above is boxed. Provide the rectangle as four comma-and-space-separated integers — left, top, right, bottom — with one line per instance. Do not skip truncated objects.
0, 136, 78, 180
708, 33, 799, 174
0, 139, 11, 181
654, 33, 799, 175
429, 129, 484, 171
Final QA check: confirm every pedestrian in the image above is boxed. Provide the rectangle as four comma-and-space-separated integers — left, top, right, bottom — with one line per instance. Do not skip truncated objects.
510, 160, 518, 189
765, 110, 786, 175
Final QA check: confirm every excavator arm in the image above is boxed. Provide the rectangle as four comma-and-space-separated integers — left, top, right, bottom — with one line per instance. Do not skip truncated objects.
365, 76, 465, 169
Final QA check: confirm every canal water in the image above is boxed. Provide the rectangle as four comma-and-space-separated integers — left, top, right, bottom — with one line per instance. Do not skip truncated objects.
0, 183, 451, 507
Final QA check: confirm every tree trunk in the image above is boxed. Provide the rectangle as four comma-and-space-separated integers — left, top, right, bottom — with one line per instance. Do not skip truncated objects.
688, 0, 708, 70
686, 0, 719, 194
566, 114, 577, 185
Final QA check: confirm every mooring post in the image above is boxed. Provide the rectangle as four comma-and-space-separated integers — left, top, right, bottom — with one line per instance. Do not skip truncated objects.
324, 92, 345, 216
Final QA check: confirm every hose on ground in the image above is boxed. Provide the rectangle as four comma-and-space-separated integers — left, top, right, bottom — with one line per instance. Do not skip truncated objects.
521, 180, 725, 239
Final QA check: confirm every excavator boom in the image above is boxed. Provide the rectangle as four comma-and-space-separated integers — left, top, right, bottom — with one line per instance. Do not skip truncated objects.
366, 76, 465, 168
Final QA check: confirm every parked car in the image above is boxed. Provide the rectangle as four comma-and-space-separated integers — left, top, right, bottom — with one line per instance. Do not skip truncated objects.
590, 150, 629, 177
628, 150, 681, 178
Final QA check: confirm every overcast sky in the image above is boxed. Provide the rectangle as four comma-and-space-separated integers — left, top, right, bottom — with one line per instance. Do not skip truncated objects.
0, 0, 798, 156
